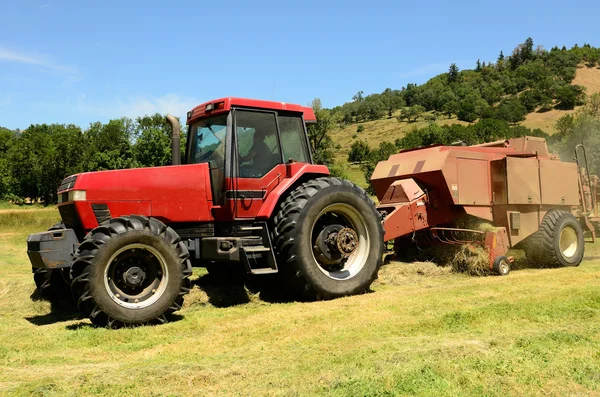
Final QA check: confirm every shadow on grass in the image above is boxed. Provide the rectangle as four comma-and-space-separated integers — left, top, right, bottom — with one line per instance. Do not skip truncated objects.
192, 268, 297, 307
64, 314, 185, 330
193, 272, 252, 308
25, 290, 81, 326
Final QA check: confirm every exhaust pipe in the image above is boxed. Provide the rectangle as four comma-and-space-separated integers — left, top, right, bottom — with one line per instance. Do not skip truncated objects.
166, 114, 181, 165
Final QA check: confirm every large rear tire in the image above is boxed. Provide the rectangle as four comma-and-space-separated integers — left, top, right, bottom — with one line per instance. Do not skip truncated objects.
70, 216, 192, 328
525, 210, 584, 267
273, 177, 384, 300
32, 222, 72, 300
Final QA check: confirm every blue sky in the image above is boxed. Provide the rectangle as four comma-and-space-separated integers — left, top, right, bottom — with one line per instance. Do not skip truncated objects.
1, 0, 599, 130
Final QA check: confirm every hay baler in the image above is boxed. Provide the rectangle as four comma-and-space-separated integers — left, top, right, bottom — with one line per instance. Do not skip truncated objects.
372, 137, 595, 274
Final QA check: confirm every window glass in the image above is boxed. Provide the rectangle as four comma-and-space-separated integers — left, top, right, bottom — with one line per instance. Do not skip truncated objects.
189, 114, 228, 203
189, 114, 227, 170
278, 115, 310, 163
235, 111, 282, 178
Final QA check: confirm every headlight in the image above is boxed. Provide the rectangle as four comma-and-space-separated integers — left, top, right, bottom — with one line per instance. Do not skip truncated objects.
58, 190, 86, 203
69, 190, 86, 201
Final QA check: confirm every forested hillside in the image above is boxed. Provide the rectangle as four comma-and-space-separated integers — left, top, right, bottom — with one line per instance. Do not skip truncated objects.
1, 38, 600, 203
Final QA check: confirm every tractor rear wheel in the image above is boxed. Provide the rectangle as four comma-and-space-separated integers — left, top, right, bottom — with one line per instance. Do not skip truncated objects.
70, 216, 192, 328
525, 210, 584, 267
273, 177, 384, 300
32, 222, 71, 300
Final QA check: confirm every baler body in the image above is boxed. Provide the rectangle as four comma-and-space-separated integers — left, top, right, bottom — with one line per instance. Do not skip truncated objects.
371, 137, 589, 251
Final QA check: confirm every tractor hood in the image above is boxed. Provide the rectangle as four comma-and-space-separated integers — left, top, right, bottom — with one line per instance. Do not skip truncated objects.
59, 163, 213, 230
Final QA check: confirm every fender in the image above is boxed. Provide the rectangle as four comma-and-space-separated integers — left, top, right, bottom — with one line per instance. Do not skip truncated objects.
257, 163, 329, 219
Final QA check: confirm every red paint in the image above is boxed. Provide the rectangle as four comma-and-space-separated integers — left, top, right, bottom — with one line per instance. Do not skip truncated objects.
64, 160, 328, 233
69, 164, 214, 231
256, 163, 329, 219
187, 97, 316, 124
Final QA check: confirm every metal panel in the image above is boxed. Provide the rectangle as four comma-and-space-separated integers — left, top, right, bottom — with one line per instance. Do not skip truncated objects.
506, 208, 539, 245
506, 157, 540, 205
539, 160, 580, 205
490, 159, 507, 204
457, 158, 490, 205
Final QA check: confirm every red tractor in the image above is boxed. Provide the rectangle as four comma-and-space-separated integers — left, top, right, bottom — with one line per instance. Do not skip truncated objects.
27, 98, 385, 327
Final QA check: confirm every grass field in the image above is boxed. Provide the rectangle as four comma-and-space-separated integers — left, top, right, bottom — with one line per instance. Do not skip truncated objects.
2, 209, 600, 396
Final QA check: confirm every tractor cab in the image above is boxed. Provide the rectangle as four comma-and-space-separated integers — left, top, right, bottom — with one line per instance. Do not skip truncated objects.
184, 98, 318, 219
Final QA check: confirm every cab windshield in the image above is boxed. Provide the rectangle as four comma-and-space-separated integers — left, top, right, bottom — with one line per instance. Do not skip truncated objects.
188, 114, 227, 169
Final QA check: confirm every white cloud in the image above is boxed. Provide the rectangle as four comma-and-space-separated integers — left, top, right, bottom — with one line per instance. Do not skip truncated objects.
0, 46, 76, 73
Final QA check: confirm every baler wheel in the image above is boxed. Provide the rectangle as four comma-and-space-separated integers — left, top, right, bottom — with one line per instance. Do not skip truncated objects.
272, 177, 384, 300
70, 216, 192, 328
32, 222, 72, 300
526, 210, 584, 267
493, 256, 511, 276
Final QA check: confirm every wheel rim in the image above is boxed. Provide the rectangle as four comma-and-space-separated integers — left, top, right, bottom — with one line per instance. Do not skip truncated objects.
498, 259, 510, 274
104, 244, 169, 309
310, 203, 370, 281
559, 226, 578, 259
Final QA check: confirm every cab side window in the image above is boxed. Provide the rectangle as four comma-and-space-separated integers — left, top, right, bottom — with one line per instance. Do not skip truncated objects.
278, 114, 310, 163
235, 110, 282, 178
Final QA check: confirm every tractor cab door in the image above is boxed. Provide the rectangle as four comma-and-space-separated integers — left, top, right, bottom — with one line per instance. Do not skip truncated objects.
228, 109, 311, 219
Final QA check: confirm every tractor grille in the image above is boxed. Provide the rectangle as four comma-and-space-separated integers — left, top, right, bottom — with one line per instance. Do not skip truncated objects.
58, 204, 84, 240
58, 175, 78, 192
92, 204, 111, 225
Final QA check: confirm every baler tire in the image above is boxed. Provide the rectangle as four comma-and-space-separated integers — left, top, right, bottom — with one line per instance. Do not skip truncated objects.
526, 210, 584, 268
32, 222, 72, 300
493, 256, 511, 276
70, 216, 192, 328
272, 177, 384, 300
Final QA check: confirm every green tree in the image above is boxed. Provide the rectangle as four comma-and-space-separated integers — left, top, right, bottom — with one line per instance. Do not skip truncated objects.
448, 63, 459, 83
496, 99, 528, 124
307, 98, 337, 166
457, 99, 478, 123
348, 140, 371, 163
132, 113, 178, 167
555, 84, 586, 110
0, 127, 16, 200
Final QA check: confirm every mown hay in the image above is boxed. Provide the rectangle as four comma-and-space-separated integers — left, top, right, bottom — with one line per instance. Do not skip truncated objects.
414, 244, 491, 276
377, 261, 452, 286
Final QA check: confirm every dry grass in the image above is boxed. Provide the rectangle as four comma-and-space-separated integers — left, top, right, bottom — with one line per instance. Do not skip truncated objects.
521, 66, 600, 134
3, 208, 600, 396
330, 113, 469, 162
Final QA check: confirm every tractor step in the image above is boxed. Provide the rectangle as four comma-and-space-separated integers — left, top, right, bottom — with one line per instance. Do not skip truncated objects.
249, 267, 278, 275
239, 222, 278, 275
243, 246, 271, 253
238, 226, 263, 231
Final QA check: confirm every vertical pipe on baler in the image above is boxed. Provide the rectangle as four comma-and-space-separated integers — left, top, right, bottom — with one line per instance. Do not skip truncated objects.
166, 114, 181, 165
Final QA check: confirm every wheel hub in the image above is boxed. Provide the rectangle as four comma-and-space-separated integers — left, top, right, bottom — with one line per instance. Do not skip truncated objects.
336, 227, 358, 256
314, 225, 344, 265
123, 266, 146, 287
559, 226, 578, 258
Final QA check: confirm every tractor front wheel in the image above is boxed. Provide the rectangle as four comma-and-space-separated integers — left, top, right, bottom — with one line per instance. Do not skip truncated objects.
273, 177, 384, 300
70, 216, 192, 328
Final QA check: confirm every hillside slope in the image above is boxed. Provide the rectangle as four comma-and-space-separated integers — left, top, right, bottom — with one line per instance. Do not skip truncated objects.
521, 66, 600, 132
331, 66, 600, 161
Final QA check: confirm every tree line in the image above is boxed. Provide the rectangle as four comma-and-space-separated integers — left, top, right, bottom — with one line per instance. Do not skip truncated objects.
329, 39, 596, 125
0, 114, 183, 203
